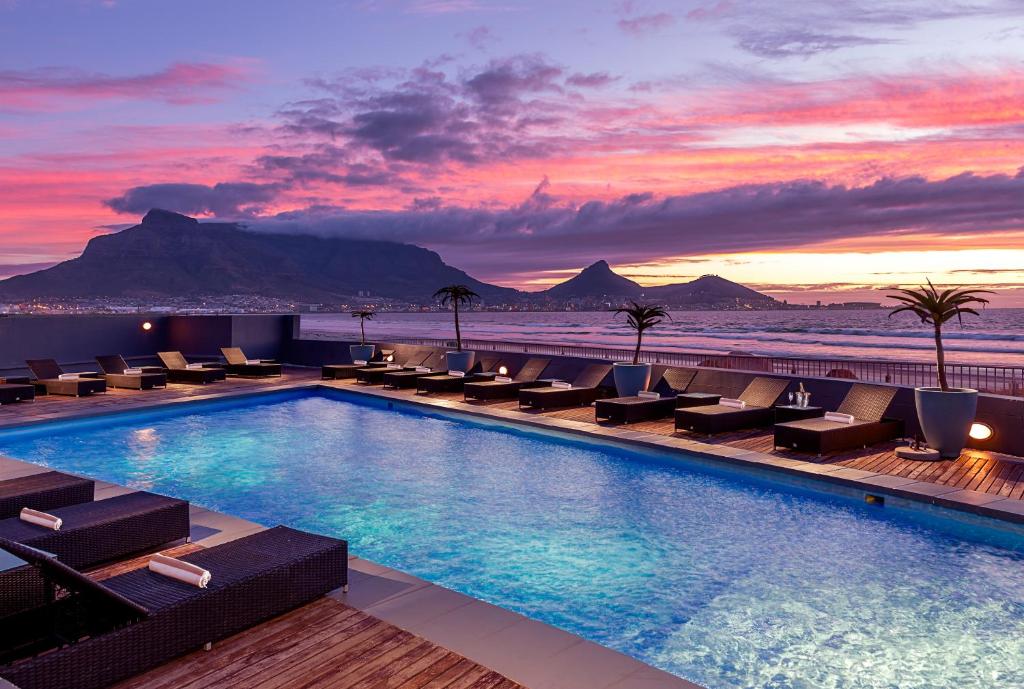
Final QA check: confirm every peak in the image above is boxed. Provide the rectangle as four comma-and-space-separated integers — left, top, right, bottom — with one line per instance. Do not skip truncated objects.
141, 209, 199, 226
583, 260, 612, 271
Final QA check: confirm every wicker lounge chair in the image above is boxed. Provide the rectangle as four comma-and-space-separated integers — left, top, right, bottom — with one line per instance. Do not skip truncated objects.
0, 525, 348, 689
356, 349, 430, 384
321, 348, 394, 380
0, 490, 189, 570
220, 347, 283, 378
0, 471, 94, 520
675, 376, 791, 435
518, 364, 613, 410
0, 376, 35, 404
382, 351, 448, 389
417, 355, 503, 394
774, 384, 904, 455
593, 365, 679, 423
95, 354, 167, 390
25, 359, 107, 397
463, 358, 551, 401
157, 352, 226, 385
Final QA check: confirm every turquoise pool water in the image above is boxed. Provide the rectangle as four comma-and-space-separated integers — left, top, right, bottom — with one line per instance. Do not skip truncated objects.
2, 390, 1022, 689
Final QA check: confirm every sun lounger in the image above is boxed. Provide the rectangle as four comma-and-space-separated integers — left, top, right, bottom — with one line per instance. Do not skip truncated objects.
594, 365, 680, 423
417, 355, 503, 394
356, 349, 430, 384
774, 384, 903, 455
95, 354, 167, 390
0, 471, 94, 520
463, 358, 551, 401
0, 490, 189, 570
518, 364, 613, 410
0, 525, 348, 689
25, 359, 107, 397
321, 349, 395, 380
0, 376, 35, 404
675, 376, 791, 435
220, 347, 283, 378
157, 352, 227, 384
382, 351, 448, 389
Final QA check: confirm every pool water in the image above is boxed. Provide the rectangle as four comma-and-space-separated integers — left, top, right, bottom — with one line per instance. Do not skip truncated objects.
2, 390, 1022, 689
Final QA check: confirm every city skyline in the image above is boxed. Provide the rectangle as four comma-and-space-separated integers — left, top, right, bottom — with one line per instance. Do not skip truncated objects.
2, 1, 1024, 304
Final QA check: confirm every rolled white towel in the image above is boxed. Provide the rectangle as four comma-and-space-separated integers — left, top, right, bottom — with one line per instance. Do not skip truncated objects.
415, 366, 431, 373
449, 370, 465, 378
123, 367, 144, 375
494, 376, 512, 383
825, 411, 856, 424
185, 363, 204, 370
244, 359, 261, 365
551, 381, 572, 389
386, 363, 402, 369
637, 391, 661, 399
149, 553, 211, 588
720, 398, 746, 409
20, 507, 62, 530
57, 373, 80, 381
353, 359, 367, 366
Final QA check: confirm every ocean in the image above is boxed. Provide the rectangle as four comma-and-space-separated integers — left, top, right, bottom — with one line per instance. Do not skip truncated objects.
301, 308, 1024, 368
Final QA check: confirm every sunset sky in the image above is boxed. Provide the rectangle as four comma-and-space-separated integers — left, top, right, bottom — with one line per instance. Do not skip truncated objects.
1, 0, 1023, 303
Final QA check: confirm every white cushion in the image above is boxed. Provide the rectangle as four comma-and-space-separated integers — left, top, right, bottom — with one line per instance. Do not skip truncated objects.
637, 391, 661, 399
57, 373, 80, 381
720, 398, 746, 409
449, 370, 465, 378
551, 381, 572, 389
494, 376, 512, 383
825, 411, 856, 424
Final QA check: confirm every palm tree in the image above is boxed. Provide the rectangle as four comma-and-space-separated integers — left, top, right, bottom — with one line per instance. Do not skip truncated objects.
613, 302, 669, 365
351, 310, 374, 345
888, 280, 991, 390
433, 285, 479, 351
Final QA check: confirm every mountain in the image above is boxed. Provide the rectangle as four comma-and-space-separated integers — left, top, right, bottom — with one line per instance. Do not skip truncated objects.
542, 260, 643, 298
645, 274, 775, 305
0, 210, 518, 303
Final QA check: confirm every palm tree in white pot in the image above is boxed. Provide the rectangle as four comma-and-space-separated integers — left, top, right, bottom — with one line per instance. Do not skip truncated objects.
612, 302, 668, 396
349, 310, 376, 363
888, 280, 991, 458
433, 284, 478, 372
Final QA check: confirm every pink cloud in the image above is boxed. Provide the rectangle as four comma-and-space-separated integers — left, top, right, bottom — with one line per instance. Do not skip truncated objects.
618, 13, 675, 36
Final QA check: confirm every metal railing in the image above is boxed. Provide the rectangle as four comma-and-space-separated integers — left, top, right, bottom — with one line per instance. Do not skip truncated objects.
306, 332, 1024, 397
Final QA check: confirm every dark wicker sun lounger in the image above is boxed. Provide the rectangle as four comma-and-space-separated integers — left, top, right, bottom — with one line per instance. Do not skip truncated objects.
518, 364, 613, 410
321, 348, 394, 380
356, 349, 430, 384
25, 359, 107, 397
675, 376, 791, 435
0, 377, 35, 404
417, 355, 503, 394
95, 354, 167, 390
0, 525, 348, 689
774, 384, 904, 455
221, 347, 283, 378
382, 351, 448, 389
593, 365, 678, 423
157, 352, 226, 384
0, 471, 94, 520
0, 490, 189, 570
463, 358, 551, 401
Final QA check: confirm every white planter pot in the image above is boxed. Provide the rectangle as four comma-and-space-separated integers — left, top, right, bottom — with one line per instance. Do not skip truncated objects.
915, 387, 978, 459
612, 362, 652, 397
445, 351, 474, 372
349, 344, 375, 362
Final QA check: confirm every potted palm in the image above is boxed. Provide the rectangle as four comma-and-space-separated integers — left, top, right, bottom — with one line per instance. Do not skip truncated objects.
433, 284, 478, 372
612, 302, 668, 396
349, 310, 376, 362
889, 280, 991, 458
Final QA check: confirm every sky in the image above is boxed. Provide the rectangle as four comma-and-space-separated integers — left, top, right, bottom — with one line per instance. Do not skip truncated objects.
1, 0, 1023, 304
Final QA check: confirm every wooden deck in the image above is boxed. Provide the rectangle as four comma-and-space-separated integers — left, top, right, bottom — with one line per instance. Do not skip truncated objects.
87, 547, 525, 689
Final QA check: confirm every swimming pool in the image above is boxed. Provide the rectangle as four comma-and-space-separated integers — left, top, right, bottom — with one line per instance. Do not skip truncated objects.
2, 389, 1022, 689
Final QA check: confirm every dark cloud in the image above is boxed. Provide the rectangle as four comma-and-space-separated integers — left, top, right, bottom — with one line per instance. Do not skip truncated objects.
236, 169, 1024, 281
735, 28, 892, 58
104, 182, 284, 217
566, 71, 618, 88
617, 12, 675, 36
459, 25, 498, 50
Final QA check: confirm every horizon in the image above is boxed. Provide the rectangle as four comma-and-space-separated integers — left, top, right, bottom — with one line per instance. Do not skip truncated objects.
2, 2, 1024, 305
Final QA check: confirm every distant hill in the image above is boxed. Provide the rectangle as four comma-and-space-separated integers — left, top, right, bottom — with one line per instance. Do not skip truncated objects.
0, 210, 518, 303
542, 260, 643, 298
645, 274, 775, 305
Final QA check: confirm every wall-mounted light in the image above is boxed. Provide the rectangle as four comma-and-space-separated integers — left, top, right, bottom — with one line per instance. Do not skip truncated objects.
969, 422, 994, 441
142, 321, 153, 332
497, 365, 509, 376
385, 354, 394, 362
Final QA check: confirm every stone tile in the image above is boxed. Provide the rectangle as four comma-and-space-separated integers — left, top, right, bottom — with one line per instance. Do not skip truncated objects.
450, 619, 584, 682
336, 565, 429, 609
529, 639, 656, 689
899, 481, 964, 497
826, 467, 879, 481
363, 583, 476, 628
857, 474, 919, 489
606, 667, 704, 689
188, 506, 265, 547
93, 480, 137, 499
939, 488, 1007, 507
983, 498, 1024, 517
413, 598, 524, 651
0, 456, 48, 480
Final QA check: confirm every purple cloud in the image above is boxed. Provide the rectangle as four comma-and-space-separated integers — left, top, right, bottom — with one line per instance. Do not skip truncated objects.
566, 71, 618, 88
104, 182, 283, 217
617, 13, 675, 36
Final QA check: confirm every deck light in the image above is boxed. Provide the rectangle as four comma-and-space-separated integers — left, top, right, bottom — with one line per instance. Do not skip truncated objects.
385, 354, 394, 362
142, 321, 153, 331
969, 422, 994, 441
498, 365, 509, 376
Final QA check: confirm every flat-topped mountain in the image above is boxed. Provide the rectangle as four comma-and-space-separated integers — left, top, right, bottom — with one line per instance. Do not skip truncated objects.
0, 210, 518, 303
